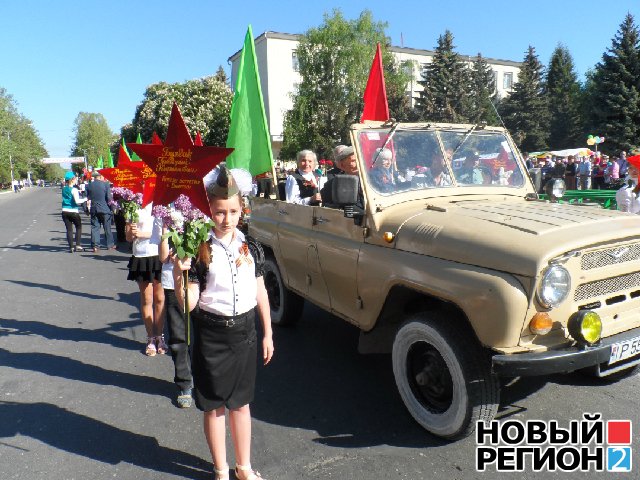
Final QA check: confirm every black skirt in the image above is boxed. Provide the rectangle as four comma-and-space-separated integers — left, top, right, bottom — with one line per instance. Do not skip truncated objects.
191, 308, 257, 411
127, 255, 162, 283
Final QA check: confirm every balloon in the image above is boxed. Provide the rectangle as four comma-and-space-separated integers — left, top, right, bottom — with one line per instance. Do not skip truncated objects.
601, 137, 605, 142
588, 135, 594, 139
594, 136, 601, 143
587, 138, 595, 145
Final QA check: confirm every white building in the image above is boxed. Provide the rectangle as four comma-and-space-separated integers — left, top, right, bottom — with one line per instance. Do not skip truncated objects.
228, 31, 521, 160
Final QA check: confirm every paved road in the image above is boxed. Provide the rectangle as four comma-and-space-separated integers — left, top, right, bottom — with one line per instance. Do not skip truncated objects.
0, 188, 638, 480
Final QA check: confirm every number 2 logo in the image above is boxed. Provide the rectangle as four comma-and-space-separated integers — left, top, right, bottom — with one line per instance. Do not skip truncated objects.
608, 447, 632, 472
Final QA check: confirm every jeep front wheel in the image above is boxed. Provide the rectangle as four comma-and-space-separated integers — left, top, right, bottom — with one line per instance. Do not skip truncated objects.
263, 256, 304, 326
392, 313, 499, 439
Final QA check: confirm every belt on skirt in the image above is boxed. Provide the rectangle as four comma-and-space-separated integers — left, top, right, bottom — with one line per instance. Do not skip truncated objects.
194, 308, 252, 327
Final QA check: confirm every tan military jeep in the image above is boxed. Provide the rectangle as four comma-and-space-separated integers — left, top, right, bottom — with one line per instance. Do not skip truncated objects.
248, 121, 640, 439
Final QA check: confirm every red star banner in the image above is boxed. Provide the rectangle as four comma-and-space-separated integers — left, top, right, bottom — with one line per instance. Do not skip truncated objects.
127, 102, 233, 215
97, 144, 144, 191
118, 142, 157, 207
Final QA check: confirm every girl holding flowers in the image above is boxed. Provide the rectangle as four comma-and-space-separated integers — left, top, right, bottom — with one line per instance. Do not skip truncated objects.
123, 194, 167, 357
173, 165, 274, 480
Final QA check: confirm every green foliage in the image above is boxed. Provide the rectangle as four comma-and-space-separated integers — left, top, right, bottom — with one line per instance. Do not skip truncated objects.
545, 44, 583, 148
123, 76, 233, 149
70, 112, 117, 168
467, 54, 499, 126
416, 30, 470, 123
281, 9, 411, 160
214, 65, 229, 86
498, 46, 549, 152
588, 13, 640, 153
163, 218, 213, 259
0, 87, 48, 183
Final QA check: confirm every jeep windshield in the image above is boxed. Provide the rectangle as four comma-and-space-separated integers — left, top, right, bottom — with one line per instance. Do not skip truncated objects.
358, 127, 526, 196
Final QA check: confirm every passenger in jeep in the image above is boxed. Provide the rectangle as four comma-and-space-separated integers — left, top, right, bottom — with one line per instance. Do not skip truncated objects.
285, 149, 322, 205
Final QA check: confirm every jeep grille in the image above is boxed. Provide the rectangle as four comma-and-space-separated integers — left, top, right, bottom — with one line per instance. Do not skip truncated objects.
581, 243, 640, 270
574, 271, 640, 301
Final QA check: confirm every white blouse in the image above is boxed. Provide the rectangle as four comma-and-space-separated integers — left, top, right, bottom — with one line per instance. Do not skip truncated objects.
132, 203, 163, 257
285, 170, 320, 205
198, 229, 258, 317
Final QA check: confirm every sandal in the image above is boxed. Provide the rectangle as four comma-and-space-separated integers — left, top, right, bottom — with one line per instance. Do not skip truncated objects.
145, 337, 157, 356
235, 464, 264, 480
156, 335, 168, 355
177, 390, 192, 408
214, 464, 230, 480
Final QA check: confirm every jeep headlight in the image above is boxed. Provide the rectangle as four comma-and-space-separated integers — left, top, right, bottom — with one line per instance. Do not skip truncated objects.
544, 178, 566, 201
537, 264, 571, 308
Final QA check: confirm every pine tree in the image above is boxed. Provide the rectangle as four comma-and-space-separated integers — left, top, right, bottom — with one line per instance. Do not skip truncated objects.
589, 13, 640, 153
546, 44, 582, 149
499, 46, 549, 152
468, 54, 499, 125
416, 30, 469, 123
214, 65, 229, 86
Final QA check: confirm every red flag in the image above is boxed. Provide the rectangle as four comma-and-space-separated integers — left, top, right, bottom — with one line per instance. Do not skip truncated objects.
194, 131, 204, 146
361, 42, 389, 122
151, 132, 163, 145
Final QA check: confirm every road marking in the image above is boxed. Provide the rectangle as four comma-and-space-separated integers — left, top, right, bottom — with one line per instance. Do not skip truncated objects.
2, 248, 7, 252
7, 242, 13, 246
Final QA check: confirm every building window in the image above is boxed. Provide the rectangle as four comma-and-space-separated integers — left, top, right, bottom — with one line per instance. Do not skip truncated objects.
503, 72, 513, 90
292, 51, 299, 72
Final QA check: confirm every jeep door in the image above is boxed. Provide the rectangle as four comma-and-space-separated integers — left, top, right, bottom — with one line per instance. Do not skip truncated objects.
311, 206, 364, 322
275, 202, 315, 297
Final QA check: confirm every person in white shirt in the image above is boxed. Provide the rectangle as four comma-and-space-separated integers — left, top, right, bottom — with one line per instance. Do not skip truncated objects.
126, 203, 167, 356
285, 149, 322, 205
174, 164, 273, 480
616, 163, 640, 214
61, 171, 88, 252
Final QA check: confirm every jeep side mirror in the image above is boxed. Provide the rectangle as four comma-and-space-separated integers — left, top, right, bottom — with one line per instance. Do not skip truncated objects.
331, 175, 359, 206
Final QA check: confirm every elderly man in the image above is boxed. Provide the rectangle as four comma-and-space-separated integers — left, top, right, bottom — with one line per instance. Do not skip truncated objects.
285, 149, 322, 205
86, 170, 115, 252
320, 145, 363, 208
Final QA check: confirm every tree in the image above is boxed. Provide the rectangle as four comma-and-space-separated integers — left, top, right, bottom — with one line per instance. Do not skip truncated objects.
589, 13, 640, 153
70, 112, 117, 169
416, 30, 469, 123
122, 76, 233, 151
467, 54, 499, 125
499, 46, 549, 152
545, 44, 583, 148
0, 88, 47, 184
280, 9, 411, 159
214, 65, 229, 85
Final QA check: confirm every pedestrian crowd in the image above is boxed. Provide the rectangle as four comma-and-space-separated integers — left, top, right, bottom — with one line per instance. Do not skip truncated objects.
526, 150, 629, 192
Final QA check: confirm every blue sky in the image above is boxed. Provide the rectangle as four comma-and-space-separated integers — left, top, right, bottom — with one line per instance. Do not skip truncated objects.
1, 0, 637, 157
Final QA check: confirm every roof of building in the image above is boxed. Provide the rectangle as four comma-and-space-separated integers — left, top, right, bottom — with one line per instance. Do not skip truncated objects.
228, 31, 521, 67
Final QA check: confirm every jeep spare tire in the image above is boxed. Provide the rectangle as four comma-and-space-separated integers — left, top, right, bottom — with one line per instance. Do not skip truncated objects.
263, 256, 304, 326
392, 313, 499, 439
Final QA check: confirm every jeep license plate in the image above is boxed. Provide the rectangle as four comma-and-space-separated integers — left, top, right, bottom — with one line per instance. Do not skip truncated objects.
609, 335, 640, 365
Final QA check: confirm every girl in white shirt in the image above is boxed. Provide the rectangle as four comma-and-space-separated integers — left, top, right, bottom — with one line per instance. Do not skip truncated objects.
126, 203, 167, 356
174, 165, 274, 480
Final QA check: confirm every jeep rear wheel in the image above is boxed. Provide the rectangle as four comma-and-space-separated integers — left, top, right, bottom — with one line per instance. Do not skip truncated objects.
263, 256, 304, 326
392, 313, 499, 439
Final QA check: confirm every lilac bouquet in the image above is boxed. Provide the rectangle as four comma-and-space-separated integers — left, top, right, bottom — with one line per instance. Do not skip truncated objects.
110, 187, 143, 222
153, 194, 213, 259
153, 195, 213, 343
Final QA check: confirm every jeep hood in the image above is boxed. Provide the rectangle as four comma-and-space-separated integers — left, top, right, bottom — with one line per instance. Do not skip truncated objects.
382, 198, 640, 276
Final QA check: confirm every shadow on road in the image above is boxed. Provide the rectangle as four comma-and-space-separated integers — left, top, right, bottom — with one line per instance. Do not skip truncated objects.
5, 279, 126, 302
0, 318, 142, 351
0, 347, 174, 397
7, 243, 70, 253
0, 401, 211, 479
250, 305, 443, 450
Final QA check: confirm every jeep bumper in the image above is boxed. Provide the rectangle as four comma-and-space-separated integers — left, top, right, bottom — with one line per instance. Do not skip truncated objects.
492, 327, 640, 377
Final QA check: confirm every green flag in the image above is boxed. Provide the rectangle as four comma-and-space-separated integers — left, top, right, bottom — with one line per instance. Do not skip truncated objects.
131, 133, 142, 161
226, 25, 273, 175
97, 156, 104, 169
107, 151, 114, 168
